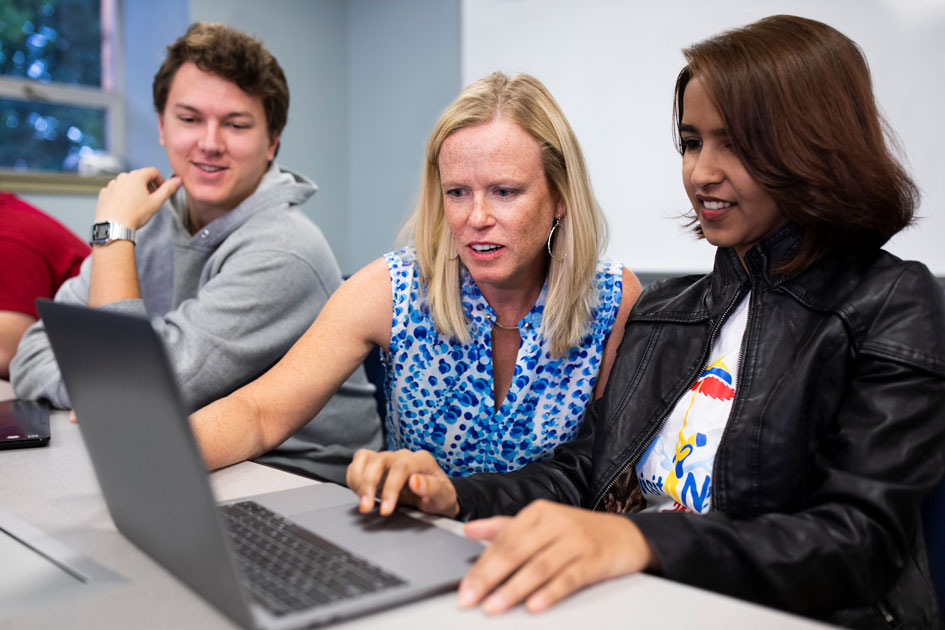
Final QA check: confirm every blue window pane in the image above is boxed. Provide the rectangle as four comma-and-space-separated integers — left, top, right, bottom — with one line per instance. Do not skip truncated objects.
0, 98, 105, 172
0, 0, 103, 87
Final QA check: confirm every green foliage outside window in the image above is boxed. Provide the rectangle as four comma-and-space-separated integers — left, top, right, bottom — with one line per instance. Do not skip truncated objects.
0, 0, 102, 86
0, 0, 111, 173
0, 98, 105, 170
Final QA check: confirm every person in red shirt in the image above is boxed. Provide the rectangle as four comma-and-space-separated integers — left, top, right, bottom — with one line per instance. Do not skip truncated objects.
0, 192, 90, 379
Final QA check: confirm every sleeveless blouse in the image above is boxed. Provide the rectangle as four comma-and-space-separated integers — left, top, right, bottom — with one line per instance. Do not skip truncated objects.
383, 247, 623, 476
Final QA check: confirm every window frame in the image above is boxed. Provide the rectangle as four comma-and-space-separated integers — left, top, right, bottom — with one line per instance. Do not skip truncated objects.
0, 0, 125, 194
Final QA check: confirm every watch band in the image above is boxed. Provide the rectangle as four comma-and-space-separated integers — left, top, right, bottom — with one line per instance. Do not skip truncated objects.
90, 221, 136, 246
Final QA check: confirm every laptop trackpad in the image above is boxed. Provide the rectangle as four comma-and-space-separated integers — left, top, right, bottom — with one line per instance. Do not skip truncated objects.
293, 504, 480, 582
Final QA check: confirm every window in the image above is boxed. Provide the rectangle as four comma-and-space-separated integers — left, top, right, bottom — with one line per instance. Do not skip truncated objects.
0, 0, 123, 181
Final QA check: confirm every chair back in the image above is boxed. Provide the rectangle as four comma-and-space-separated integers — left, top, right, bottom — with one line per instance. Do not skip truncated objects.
362, 345, 386, 423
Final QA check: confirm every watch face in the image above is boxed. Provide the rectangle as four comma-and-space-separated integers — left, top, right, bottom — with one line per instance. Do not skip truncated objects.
92, 223, 111, 241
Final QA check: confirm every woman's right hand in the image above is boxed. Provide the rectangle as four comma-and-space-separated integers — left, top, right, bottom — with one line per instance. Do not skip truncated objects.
346, 449, 459, 518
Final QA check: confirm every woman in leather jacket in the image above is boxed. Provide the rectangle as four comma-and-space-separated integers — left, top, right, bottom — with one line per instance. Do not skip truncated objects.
346, 15, 945, 629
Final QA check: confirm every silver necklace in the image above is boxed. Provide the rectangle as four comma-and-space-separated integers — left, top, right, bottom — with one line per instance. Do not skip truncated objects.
487, 313, 520, 330
492, 319, 519, 330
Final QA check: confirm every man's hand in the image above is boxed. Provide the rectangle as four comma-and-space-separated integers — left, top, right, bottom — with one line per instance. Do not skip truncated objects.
95, 168, 181, 229
88, 168, 181, 307
346, 449, 459, 518
457, 500, 655, 614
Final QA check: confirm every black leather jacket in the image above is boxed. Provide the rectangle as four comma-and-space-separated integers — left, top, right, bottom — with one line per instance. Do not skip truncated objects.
453, 226, 945, 629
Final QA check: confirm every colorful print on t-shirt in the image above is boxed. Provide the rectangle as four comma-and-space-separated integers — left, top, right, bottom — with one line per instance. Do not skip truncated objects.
635, 292, 750, 514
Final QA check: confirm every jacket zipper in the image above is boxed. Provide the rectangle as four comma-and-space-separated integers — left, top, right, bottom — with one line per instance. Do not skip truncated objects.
592, 284, 748, 511
876, 598, 897, 626
708, 289, 752, 514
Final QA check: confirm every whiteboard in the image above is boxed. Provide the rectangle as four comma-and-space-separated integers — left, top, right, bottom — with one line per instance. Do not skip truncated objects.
462, 0, 945, 274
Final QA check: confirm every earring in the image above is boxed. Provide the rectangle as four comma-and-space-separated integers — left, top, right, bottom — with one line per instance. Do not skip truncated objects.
546, 217, 561, 259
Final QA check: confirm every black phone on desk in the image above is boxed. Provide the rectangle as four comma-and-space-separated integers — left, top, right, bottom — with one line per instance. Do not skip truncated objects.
0, 400, 50, 449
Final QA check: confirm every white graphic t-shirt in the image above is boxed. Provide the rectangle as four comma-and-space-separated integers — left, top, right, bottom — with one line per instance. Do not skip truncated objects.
635, 292, 750, 514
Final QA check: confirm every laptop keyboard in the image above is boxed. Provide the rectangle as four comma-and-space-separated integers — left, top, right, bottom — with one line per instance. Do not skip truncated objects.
219, 500, 406, 616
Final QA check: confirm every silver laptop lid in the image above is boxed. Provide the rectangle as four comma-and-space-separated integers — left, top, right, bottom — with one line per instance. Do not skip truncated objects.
38, 299, 255, 629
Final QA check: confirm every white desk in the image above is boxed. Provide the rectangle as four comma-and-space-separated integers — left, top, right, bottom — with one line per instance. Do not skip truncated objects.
0, 380, 835, 629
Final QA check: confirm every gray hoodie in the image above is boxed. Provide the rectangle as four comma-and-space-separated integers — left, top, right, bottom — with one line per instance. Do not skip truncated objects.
11, 163, 382, 483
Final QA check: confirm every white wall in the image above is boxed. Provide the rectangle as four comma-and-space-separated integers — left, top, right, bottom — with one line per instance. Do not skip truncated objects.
462, 0, 945, 274
346, 0, 462, 272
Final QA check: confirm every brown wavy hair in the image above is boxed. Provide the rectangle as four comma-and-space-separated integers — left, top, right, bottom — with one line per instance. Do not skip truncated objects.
152, 22, 288, 151
674, 15, 917, 273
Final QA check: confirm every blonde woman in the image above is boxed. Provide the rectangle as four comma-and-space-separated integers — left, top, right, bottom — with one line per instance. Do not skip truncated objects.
192, 72, 641, 479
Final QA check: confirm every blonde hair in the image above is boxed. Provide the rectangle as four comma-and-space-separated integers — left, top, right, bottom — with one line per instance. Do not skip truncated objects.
399, 72, 607, 357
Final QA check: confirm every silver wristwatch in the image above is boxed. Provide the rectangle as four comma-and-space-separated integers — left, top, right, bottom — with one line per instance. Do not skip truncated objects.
90, 221, 136, 246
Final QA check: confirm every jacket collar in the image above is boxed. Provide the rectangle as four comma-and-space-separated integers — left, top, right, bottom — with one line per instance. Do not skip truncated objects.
713, 223, 886, 311
635, 223, 808, 322
701, 223, 801, 316
637, 222, 890, 322
713, 223, 803, 289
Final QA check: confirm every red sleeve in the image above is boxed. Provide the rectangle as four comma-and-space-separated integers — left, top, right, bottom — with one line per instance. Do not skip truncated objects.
0, 239, 58, 317
0, 193, 91, 318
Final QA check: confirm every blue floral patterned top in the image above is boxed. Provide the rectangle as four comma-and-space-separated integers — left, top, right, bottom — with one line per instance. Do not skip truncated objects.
383, 247, 623, 476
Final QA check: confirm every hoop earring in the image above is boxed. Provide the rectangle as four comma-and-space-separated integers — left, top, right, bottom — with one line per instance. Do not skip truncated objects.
546, 217, 561, 260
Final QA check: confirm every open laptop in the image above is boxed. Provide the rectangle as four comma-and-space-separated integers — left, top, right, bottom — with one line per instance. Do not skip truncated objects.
37, 299, 482, 629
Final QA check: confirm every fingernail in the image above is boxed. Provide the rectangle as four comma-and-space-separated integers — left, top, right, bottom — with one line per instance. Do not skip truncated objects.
359, 495, 372, 512
381, 499, 393, 513
457, 585, 477, 607
526, 594, 547, 612
483, 594, 505, 614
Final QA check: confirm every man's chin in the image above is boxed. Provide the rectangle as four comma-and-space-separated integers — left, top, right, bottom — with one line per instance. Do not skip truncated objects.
183, 185, 228, 207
